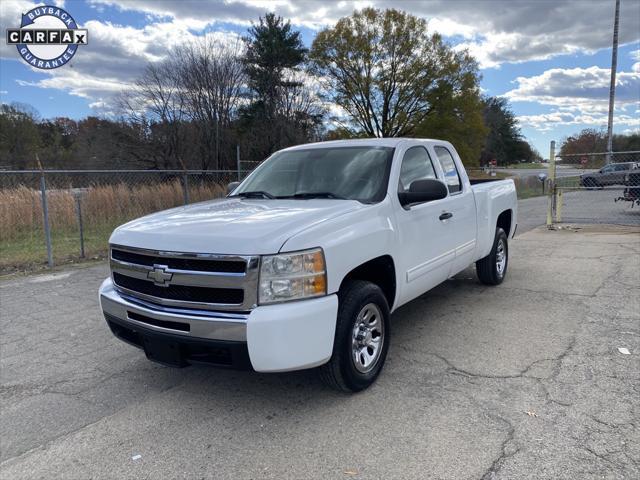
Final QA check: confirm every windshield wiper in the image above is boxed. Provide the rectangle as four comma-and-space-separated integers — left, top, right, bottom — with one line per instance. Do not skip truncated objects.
283, 192, 347, 200
234, 191, 275, 199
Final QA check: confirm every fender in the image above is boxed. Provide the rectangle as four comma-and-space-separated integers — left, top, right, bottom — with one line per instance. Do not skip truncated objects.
280, 199, 398, 304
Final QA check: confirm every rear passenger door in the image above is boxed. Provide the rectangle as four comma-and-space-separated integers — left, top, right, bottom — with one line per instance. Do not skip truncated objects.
394, 145, 454, 304
432, 145, 478, 276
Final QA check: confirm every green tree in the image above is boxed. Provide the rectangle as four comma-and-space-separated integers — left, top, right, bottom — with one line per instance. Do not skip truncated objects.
560, 128, 640, 156
243, 13, 307, 120
241, 13, 322, 160
0, 103, 41, 168
481, 96, 524, 165
414, 55, 487, 167
310, 8, 483, 140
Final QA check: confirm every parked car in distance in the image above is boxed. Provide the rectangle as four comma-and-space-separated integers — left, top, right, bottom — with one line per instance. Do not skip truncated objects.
580, 162, 639, 188
99, 138, 517, 392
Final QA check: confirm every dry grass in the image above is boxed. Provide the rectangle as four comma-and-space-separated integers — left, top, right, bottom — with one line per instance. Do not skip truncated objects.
0, 179, 226, 271
512, 175, 547, 199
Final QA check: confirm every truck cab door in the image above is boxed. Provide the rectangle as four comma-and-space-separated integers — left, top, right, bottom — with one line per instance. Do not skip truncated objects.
431, 145, 477, 276
394, 146, 455, 305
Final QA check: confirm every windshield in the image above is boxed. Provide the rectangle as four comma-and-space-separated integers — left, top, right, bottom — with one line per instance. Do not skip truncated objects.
233, 146, 394, 203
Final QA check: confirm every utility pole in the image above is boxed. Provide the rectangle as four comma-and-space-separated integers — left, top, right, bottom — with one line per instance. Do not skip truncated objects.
605, 0, 620, 164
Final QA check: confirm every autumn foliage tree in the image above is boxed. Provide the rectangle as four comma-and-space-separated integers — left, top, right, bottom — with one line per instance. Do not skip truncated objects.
310, 7, 486, 159
560, 128, 640, 157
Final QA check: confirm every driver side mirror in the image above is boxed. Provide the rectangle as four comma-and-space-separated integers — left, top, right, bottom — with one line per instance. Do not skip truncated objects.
227, 181, 240, 195
398, 179, 448, 207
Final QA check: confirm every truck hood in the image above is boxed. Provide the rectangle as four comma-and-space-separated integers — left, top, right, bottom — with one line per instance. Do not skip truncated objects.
109, 198, 364, 255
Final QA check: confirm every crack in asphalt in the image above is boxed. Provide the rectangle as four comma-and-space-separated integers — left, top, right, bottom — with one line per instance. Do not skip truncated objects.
428, 337, 577, 381
480, 414, 520, 480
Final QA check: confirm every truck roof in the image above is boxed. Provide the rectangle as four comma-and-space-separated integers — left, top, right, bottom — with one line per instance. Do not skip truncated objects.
281, 138, 447, 151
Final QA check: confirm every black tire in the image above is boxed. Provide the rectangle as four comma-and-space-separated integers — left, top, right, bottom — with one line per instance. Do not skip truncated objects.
319, 280, 390, 393
476, 227, 508, 286
583, 177, 598, 189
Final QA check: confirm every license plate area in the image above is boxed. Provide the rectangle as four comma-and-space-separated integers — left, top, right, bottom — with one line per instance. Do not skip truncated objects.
142, 336, 188, 367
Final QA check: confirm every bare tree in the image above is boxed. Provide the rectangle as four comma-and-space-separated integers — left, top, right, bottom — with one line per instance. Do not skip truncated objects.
176, 37, 247, 169
277, 71, 325, 142
119, 60, 188, 169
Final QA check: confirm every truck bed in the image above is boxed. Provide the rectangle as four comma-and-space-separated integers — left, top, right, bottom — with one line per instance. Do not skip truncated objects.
469, 178, 505, 185
470, 178, 518, 259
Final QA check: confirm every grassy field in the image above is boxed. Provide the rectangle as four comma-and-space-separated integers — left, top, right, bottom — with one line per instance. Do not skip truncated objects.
512, 175, 547, 199
468, 169, 546, 199
505, 163, 548, 169
0, 180, 226, 273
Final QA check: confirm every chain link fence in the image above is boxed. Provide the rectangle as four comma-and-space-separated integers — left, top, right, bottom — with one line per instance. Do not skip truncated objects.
547, 147, 640, 227
4, 148, 639, 272
0, 169, 253, 273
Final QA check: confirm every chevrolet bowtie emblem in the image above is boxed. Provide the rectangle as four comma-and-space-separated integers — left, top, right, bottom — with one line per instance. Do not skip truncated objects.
147, 265, 173, 286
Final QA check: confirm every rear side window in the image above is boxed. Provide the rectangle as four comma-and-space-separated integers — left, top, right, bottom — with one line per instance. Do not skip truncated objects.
434, 146, 462, 194
398, 146, 437, 192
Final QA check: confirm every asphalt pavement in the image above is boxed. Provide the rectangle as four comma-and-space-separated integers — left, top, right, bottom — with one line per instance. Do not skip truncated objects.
498, 166, 597, 178
516, 190, 640, 235
1, 225, 638, 479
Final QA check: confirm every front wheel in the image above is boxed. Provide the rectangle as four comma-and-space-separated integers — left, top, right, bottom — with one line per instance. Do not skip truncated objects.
476, 227, 509, 285
319, 280, 390, 392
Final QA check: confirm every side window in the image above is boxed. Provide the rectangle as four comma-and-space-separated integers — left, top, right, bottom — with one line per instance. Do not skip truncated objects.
398, 146, 437, 192
434, 146, 462, 194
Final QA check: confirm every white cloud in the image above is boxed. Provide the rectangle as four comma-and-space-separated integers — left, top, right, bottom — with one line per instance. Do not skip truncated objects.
0, 1, 38, 58
87, 0, 640, 67
505, 66, 640, 111
508, 66, 640, 132
631, 49, 640, 73
8, 17, 243, 111
517, 111, 639, 132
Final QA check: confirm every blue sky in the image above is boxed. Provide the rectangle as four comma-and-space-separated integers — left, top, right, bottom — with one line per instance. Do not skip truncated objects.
1, 0, 639, 157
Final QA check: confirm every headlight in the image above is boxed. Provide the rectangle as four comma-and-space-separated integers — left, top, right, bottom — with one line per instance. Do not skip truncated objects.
259, 248, 326, 304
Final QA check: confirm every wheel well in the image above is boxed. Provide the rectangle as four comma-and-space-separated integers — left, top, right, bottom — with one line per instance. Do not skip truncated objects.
497, 210, 512, 236
340, 255, 396, 309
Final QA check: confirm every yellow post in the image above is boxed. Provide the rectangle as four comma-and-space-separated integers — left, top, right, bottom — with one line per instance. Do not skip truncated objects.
546, 141, 556, 228
556, 189, 563, 223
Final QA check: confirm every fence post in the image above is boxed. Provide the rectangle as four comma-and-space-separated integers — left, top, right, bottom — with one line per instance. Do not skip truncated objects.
546, 140, 556, 228
182, 173, 190, 205
236, 145, 241, 181
40, 173, 54, 267
556, 189, 563, 223
74, 192, 85, 258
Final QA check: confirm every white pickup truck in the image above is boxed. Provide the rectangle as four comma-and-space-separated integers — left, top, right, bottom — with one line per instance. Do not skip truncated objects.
99, 138, 517, 391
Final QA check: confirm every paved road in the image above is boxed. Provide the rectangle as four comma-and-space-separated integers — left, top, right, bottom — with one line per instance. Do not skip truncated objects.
1, 226, 639, 479
499, 167, 596, 179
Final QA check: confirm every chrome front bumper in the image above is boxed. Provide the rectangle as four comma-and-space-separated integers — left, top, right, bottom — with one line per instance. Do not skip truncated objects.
100, 277, 340, 372
99, 278, 247, 342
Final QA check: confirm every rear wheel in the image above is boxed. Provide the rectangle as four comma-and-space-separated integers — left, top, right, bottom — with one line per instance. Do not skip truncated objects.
583, 177, 598, 189
319, 280, 390, 392
476, 228, 508, 286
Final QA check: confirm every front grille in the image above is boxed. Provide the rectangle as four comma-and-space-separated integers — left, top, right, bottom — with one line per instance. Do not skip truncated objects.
111, 248, 246, 273
113, 272, 244, 305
